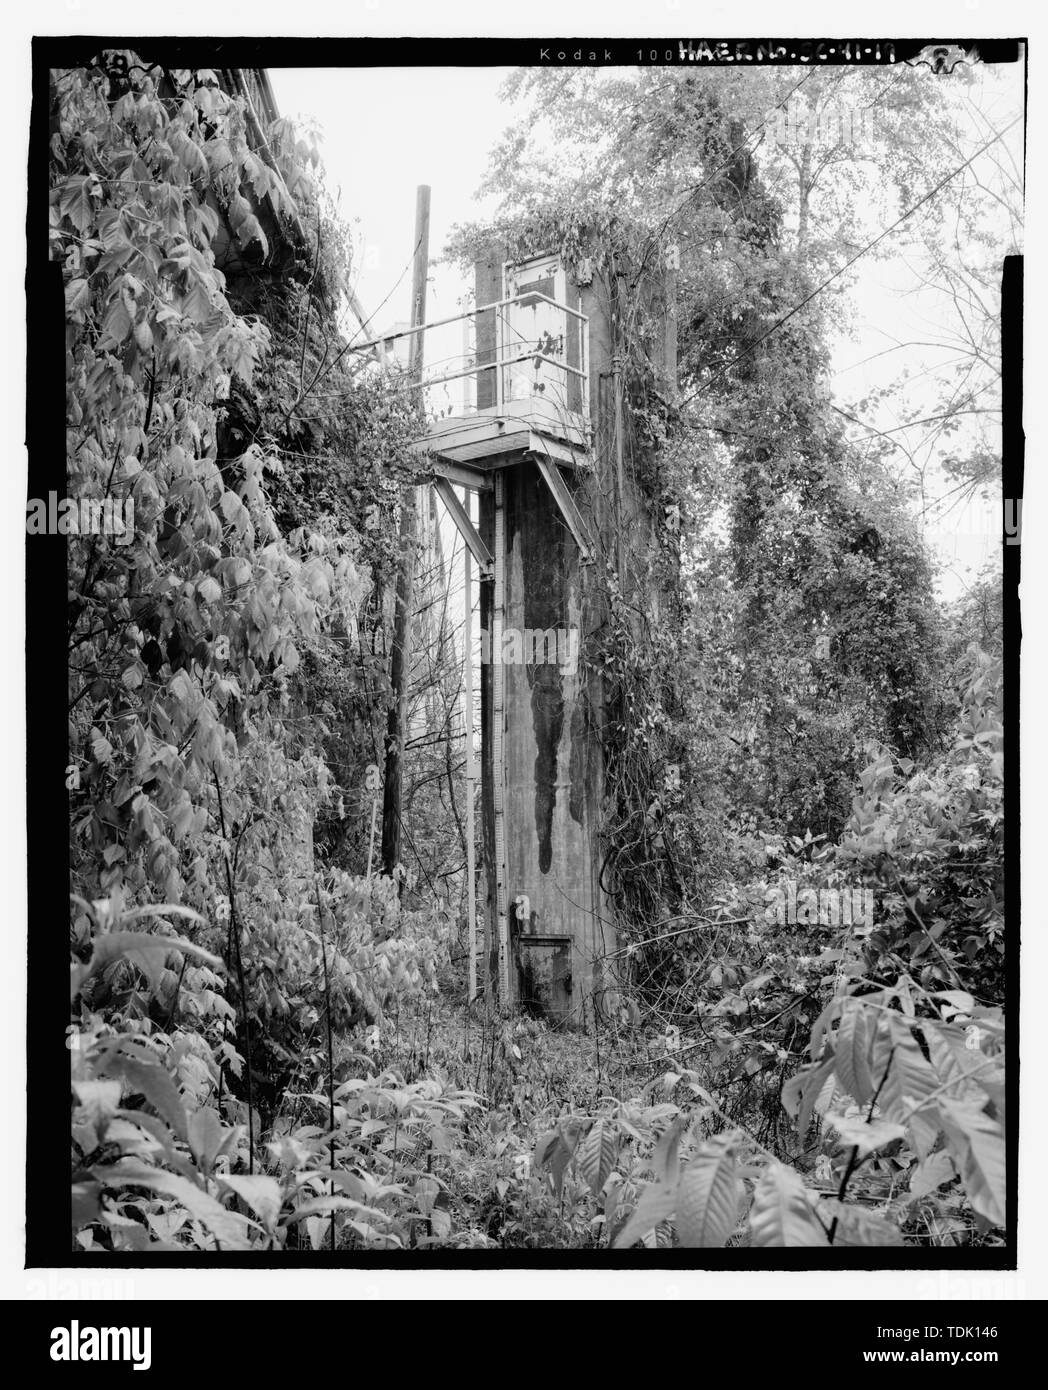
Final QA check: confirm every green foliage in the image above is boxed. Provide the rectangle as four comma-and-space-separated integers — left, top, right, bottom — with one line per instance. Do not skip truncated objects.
58, 56, 457, 1251
452, 68, 950, 960
529, 961, 1004, 1250
69, 873, 450, 1249
785, 972, 1005, 1237
59, 58, 1006, 1253
58, 60, 359, 911
72, 995, 479, 1250
837, 645, 1004, 997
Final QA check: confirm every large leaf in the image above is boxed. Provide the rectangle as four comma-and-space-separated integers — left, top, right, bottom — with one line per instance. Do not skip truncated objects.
820, 1200, 905, 1246
533, 1129, 560, 1171
534, 1117, 589, 1200
651, 1115, 686, 1186
284, 1195, 394, 1227
187, 1105, 226, 1176
65, 277, 91, 314
938, 1099, 1006, 1228
924, 1023, 1004, 1104
220, 1175, 284, 1230
612, 1182, 677, 1250
533, 1128, 573, 1200
782, 1054, 836, 1137
125, 905, 207, 927
236, 213, 269, 260
749, 1164, 828, 1247
72, 930, 222, 1002
873, 1016, 941, 1158
95, 1054, 188, 1142
807, 994, 845, 1061
72, 1080, 122, 1140
115, 1110, 199, 1179
833, 1003, 875, 1108
675, 1139, 739, 1248
98, 297, 132, 350
59, 175, 95, 233
909, 1149, 958, 1198
91, 1160, 256, 1249
826, 1113, 907, 1158
576, 1119, 618, 1196
72, 1181, 102, 1230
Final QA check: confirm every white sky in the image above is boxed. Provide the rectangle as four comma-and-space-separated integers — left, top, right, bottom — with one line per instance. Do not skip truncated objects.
270, 63, 1022, 601
3, 0, 1044, 1313
271, 67, 506, 334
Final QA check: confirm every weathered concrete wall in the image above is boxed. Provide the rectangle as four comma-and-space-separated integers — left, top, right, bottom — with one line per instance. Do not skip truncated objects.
475, 243, 669, 1025
474, 256, 502, 411
473, 256, 609, 1023
502, 462, 608, 1021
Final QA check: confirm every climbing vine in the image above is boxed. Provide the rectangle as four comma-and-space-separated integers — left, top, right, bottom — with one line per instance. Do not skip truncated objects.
58, 55, 452, 1249
51, 57, 1006, 1255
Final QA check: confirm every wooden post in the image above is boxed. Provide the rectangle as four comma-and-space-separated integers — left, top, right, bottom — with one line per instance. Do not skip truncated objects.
492, 470, 510, 1003
463, 518, 478, 1002
611, 253, 627, 581
381, 185, 431, 881
612, 349, 626, 580
664, 252, 678, 396
366, 795, 378, 879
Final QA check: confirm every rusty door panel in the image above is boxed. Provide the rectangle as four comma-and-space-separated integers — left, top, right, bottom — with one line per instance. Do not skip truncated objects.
515, 934, 573, 1025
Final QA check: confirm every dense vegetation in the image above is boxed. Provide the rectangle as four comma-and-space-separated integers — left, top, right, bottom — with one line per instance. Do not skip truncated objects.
59, 57, 1007, 1252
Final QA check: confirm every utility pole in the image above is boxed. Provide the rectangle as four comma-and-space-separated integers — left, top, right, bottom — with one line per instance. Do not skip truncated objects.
463, 526, 478, 1002
612, 349, 625, 580
663, 247, 678, 397
381, 184, 431, 882
611, 252, 627, 581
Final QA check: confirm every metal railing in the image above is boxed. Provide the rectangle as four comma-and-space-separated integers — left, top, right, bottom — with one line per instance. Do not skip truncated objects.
353, 292, 590, 422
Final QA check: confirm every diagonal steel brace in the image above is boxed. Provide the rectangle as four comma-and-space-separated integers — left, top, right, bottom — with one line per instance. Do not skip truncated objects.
528, 452, 595, 563
431, 475, 494, 578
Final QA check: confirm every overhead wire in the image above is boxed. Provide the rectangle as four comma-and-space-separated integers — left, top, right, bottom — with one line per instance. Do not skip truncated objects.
676, 113, 1023, 411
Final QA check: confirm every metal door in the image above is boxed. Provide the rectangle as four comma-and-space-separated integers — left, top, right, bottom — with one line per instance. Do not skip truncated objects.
515, 933, 573, 1025
501, 255, 569, 410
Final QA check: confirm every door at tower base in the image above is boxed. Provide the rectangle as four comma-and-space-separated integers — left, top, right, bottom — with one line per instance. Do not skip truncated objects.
515, 934, 573, 1025
480, 459, 611, 1027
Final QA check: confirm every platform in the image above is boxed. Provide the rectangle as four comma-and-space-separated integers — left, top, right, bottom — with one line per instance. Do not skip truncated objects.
411, 397, 591, 477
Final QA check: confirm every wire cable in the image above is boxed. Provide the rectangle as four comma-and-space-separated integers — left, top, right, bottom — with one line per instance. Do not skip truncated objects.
678, 113, 1023, 410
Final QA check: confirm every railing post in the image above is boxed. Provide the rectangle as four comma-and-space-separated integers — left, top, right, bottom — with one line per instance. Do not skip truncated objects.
495, 308, 504, 412
581, 312, 590, 425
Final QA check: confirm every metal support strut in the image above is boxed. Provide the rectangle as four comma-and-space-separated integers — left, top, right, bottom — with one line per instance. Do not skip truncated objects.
529, 452, 595, 563
492, 471, 510, 1002
432, 476, 494, 578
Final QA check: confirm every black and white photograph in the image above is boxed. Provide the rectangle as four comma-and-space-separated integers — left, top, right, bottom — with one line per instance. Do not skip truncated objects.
5, 0, 1043, 1325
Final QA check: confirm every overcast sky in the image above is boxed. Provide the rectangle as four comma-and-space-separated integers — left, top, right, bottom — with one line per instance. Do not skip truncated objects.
269, 64, 1022, 599
270, 67, 506, 330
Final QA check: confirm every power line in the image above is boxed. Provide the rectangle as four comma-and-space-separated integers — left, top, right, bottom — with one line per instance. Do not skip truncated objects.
679, 113, 1023, 409
278, 229, 425, 427
630, 67, 829, 295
